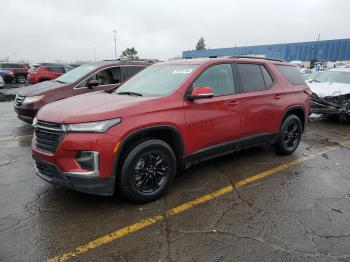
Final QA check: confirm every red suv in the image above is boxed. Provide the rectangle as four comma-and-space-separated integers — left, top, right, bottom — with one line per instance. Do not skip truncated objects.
0, 63, 28, 83
27, 63, 73, 84
32, 57, 311, 203
15, 61, 151, 123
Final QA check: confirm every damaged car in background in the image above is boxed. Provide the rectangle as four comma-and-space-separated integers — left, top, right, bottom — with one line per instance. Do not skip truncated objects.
308, 69, 350, 123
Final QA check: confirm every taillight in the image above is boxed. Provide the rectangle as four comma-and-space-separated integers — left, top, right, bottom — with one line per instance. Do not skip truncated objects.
304, 88, 312, 96
29, 70, 37, 75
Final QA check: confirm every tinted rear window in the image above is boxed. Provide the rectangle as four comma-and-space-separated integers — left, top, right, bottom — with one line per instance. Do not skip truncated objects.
276, 65, 305, 85
46, 66, 65, 73
261, 65, 273, 87
122, 66, 145, 80
236, 63, 266, 92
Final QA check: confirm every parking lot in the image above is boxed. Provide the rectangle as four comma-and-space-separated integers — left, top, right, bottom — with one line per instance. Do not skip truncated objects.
0, 100, 349, 262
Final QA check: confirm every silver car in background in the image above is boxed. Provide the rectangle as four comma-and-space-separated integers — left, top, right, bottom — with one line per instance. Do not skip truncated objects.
309, 69, 350, 122
0, 75, 4, 89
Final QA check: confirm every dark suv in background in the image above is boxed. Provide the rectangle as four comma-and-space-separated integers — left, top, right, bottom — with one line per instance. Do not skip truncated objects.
0, 63, 28, 83
14, 60, 154, 123
27, 63, 73, 84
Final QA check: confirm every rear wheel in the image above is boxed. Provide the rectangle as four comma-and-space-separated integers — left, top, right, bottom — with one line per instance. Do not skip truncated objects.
119, 139, 177, 203
276, 115, 302, 155
15, 74, 27, 83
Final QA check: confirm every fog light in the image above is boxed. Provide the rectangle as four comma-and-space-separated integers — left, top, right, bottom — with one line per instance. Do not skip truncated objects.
76, 151, 99, 171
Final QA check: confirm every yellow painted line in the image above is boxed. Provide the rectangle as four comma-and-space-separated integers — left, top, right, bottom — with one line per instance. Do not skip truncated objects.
0, 134, 33, 142
47, 141, 350, 262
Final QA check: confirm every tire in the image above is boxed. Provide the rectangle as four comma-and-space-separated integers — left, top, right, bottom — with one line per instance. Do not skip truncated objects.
118, 139, 177, 203
276, 115, 302, 155
3, 77, 12, 84
15, 74, 27, 83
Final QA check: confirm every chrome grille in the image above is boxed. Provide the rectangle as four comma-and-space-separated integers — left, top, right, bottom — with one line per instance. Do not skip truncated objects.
34, 120, 63, 153
15, 94, 25, 106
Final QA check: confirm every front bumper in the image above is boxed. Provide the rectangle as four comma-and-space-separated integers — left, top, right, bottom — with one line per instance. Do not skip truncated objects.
14, 105, 38, 123
32, 128, 121, 196
311, 96, 350, 121
27, 75, 40, 84
33, 156, 115, 196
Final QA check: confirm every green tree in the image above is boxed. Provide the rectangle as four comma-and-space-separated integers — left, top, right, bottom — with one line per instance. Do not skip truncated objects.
195, 37, 206, 50
120, 47, 139, 60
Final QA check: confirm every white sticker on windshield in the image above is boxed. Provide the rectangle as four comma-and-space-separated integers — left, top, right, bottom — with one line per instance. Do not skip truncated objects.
173, 69, 193, 74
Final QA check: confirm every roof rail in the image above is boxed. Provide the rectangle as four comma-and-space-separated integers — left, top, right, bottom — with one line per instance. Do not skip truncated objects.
229, 56, 285, 62
102, 59, 158, 63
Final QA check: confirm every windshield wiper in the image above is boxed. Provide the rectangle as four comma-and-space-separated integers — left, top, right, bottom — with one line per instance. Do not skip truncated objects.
117, 91, 143, 97
310, 79, 320, 83
55, 80, 66, 84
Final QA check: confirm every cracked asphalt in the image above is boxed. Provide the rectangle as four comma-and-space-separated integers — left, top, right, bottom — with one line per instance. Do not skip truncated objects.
1, 101, 350, 262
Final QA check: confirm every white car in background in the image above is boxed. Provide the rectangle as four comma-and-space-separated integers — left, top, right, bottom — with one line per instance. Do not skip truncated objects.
309, 69, 350, 122
0, 75, 4, 89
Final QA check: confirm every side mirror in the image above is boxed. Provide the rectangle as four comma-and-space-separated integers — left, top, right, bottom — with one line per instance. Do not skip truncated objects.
188, 86, 214, 101
87, 79, 99, 88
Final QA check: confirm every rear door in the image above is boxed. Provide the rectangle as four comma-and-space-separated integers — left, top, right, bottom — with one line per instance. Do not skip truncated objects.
235, 62, 284, 137
184, 63, 242, 153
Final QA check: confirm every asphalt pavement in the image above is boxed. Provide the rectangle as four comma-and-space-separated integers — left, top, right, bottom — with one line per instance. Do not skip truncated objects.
0, 101, 350, 262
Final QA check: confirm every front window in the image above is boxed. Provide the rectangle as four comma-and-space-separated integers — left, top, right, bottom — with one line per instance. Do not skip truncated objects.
55, 64, 98, 84
312, 71, 350, 84
115, 64, 199, 97
77, 67, 121, 87
193, 64, 235, 96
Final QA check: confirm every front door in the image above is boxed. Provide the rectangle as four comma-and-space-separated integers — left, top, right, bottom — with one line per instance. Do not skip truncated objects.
184, 63, 242, 154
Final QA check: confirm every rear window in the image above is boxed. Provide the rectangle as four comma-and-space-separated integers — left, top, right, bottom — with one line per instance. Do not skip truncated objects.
261, 65, 273, 87
122, 66, 145, 81
236, 63, 266, 92
46, 66, 65, 73
276, 65, 305, 85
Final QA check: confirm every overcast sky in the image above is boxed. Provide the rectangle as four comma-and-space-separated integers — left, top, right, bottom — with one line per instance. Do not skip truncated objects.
1, 0, 349, 63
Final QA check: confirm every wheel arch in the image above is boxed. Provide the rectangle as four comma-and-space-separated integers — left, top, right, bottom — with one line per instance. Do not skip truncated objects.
281, 106, 306, 132
112, 125, 186, 180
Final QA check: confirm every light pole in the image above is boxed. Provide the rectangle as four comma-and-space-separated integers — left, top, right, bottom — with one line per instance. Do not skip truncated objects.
113, 30, 117, 60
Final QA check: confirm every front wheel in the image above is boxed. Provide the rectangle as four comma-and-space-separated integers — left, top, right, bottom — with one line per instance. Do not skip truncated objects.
119, 139, 177, 203
276, 115, 302, 155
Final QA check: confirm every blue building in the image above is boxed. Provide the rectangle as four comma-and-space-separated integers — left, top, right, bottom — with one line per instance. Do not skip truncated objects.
182, 38, 350, 62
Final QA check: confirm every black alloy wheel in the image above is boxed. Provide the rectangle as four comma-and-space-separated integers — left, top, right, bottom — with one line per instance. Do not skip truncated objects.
283, 121, 301, 150
276, 115, 302, 155
16, 74, 26, 83
132, 151, 169, 194
119, 139, 177, 203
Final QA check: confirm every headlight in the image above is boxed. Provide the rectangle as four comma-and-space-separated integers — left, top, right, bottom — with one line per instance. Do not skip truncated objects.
32, 117, 37, 127
23, 95, 44, 105
64, 118, 122, 133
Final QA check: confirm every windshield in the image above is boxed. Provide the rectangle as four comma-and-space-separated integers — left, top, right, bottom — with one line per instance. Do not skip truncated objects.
55, 64, 98, 84
312, 71, 350, 84
115, 64, 199, 97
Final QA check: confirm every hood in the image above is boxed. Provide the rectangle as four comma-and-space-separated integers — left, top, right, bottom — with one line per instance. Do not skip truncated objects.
17, 80, 67, 96
37, 92, 161, 123
308, 81, 350, 98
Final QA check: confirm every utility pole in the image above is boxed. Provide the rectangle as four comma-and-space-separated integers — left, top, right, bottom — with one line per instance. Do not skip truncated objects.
113, 29, 117, 60
316, 33, 320, 60
93, 46, 96, 62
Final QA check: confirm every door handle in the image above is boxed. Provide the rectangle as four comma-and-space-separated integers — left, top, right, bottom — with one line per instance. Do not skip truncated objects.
227, 100, 240, 107
273, 94, 283, 100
